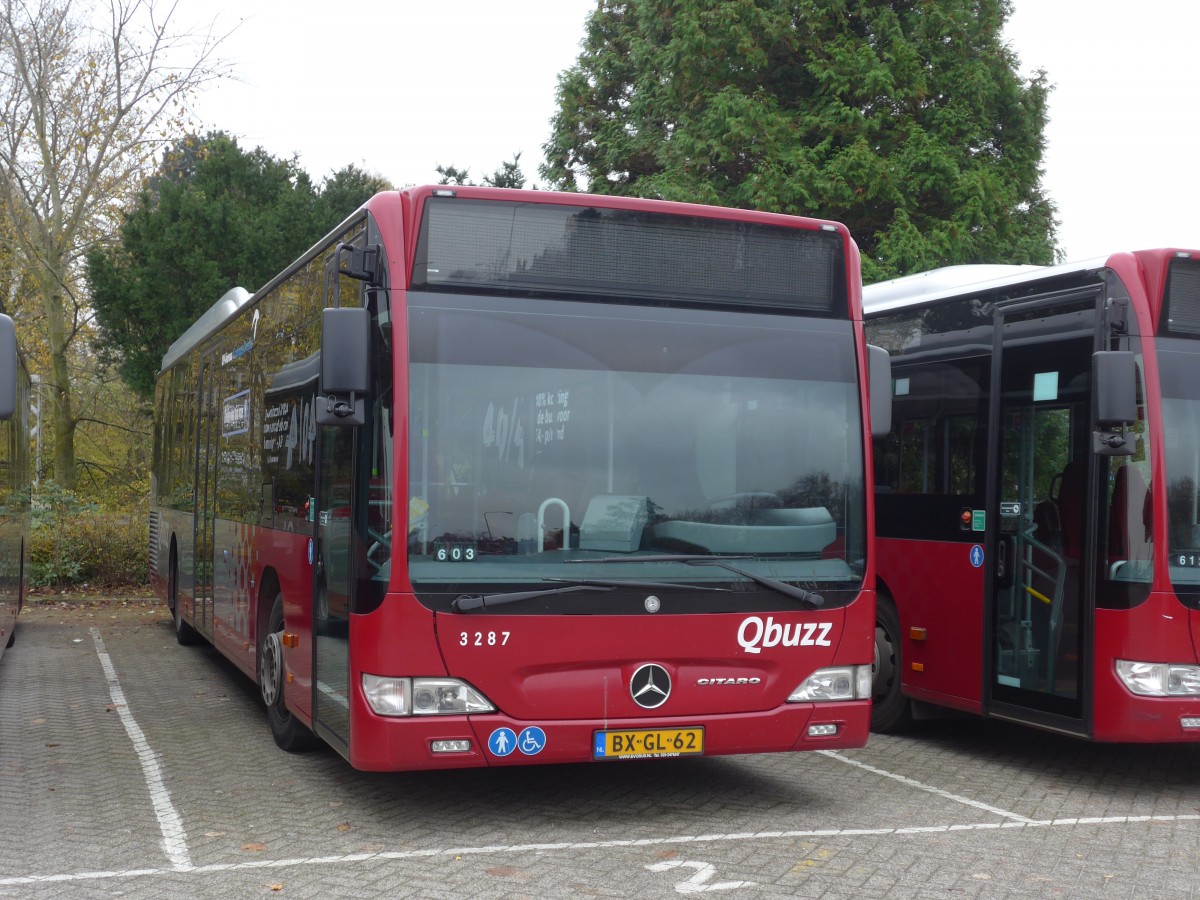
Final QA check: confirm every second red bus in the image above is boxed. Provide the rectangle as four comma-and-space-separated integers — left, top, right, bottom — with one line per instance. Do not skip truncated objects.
865, 249, 1200, 741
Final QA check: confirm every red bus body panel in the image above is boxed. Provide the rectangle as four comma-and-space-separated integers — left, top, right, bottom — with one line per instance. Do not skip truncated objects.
341, 591, 873, 771
877, 537, 985, 714
1093, 594, 1200, 742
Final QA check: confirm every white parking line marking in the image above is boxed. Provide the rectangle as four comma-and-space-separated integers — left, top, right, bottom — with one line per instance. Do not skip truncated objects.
2, 814, 1197, 887
89, 628, 193, 871
818, 749, 1036, 823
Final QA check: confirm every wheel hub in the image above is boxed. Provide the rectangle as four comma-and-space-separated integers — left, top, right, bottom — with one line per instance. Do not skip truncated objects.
261, 631, 284, 707
873, 623, 897, 699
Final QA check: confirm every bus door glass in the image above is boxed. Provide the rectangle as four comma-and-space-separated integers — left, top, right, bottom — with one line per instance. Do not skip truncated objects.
311, 229, 381, 749
313, 423, 353, 745
988, 294, 1099, 721
194, 353, 219, 638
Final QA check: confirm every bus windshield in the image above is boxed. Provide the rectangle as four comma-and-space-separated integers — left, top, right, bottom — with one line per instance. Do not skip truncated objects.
406, 294, 866, 613
1158, 337, 1200, 597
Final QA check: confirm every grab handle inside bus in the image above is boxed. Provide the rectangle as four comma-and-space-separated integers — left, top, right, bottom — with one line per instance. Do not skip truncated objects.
317, 306, 370, 426
0, 314, 16, 421
1092, 350, 1137, 456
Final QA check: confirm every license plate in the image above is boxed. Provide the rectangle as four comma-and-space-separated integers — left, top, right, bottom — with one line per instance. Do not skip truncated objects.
593, 727, 704, 759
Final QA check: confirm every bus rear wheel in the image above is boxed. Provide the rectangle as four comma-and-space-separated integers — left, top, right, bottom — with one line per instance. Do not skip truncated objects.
872, 595, 913, 733
259, 592, 317, 752
169, 546, 201, 646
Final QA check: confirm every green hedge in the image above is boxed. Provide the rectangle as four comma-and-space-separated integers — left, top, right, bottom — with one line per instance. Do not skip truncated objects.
29, 483, 148, 588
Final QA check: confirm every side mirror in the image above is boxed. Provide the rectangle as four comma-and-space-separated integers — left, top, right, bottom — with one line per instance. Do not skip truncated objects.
1093, 350, 1137, 456
317, 307, 370, 426
867, 344, 892, 438
0, 314, 16, 421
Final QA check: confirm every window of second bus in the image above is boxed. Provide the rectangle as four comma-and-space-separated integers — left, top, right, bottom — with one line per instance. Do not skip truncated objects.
874, 358, 988, 542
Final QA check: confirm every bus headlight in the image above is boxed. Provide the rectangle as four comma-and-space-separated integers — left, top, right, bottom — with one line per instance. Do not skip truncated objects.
788, 665, 872, 703
1115, 660, 1200, 696
362, 674, 496, 716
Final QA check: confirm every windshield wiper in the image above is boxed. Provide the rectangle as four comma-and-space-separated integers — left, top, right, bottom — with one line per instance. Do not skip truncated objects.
451, 575, 732, 613
575, 554, 825, 609
452, 583, 614, 613
543, 577, 730, 592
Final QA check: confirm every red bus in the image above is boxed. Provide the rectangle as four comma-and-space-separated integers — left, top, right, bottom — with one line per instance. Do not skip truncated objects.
0, 314, 31, 662
150, 186, 888, 770
865, 249, 1200, 741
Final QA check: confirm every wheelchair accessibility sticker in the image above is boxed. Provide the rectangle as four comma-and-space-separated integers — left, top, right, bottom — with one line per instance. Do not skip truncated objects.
517, 726, 546, 755
488, 726, 547, 757
970, 545, 984, 568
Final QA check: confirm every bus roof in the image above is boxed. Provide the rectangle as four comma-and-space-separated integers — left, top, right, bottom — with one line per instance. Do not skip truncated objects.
160, 286, 252, 373
862, 259, 1108, 316
156, 185, 860, 377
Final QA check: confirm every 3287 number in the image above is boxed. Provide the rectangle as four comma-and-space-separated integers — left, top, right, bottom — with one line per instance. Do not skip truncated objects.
459, 631, 511, 647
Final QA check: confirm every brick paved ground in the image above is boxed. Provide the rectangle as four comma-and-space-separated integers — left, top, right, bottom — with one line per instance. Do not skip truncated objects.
1, 601, 1198, 899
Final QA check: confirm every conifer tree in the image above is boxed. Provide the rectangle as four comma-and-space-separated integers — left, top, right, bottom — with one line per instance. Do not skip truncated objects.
543, 0, 1057, 280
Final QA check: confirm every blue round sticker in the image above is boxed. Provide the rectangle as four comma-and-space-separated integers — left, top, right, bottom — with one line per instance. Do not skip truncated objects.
488, 727, 517, 757
969, 544, 985, 568
517, 726, 546, 755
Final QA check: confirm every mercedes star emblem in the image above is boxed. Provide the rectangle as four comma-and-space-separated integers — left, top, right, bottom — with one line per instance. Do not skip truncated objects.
630, 663, 671, 709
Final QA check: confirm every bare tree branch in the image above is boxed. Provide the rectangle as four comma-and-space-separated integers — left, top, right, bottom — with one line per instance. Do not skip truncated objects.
0, 0, 233, 487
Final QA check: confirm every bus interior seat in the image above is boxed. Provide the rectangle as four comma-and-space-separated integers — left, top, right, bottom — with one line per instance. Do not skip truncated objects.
1057, 461, 1087, 560
1109, 464, 1151, 560
1034, 460, 1086, 559
1030, 461, 1088, 682
1033, 493, 1063, 553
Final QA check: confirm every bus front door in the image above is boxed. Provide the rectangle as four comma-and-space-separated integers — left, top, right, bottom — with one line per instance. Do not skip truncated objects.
312, 423, 354, 751
987, 293, 1099, 730
193, 353, 218, 639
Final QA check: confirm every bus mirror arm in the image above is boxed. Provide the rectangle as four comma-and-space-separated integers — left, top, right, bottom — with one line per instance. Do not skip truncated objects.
318, 391, 365, 427
337, 242, 382, 285
326, 391, 361, 419
1093, 428, 1136, 457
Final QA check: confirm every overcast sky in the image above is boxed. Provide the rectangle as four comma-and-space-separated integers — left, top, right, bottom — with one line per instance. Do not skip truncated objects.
180, 0, 1200, 264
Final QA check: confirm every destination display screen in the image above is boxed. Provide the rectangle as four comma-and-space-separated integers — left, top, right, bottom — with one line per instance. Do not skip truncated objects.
414, 197, 847, 315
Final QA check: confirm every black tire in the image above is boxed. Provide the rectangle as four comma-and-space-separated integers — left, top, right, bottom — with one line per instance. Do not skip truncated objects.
872, 594, 914, 733
170, 546, 202, 647
314, 578, 329, 636
259, 592, 317, 752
